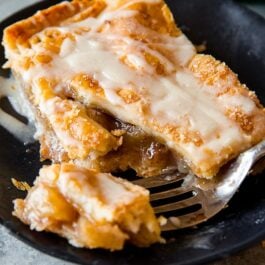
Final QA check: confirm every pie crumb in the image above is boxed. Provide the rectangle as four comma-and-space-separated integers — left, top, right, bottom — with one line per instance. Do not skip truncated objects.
11, 178, 31, 191
195, 41, 207, 53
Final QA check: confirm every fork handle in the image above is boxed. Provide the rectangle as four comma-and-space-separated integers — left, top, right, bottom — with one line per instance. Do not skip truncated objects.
214, 140, 265, 199
247, 139, 265, 163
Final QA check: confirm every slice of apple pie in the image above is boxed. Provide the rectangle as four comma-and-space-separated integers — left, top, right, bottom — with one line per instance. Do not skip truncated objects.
3, 0, 265, 179
13, 163, 162, 250
14, 163, 162, 250
3, 0, 265, 250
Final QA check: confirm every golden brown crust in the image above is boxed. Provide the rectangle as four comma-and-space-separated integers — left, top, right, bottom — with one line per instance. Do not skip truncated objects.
189, 54, 265, 144
3, 0, 106, 51
37, 76, 121, 159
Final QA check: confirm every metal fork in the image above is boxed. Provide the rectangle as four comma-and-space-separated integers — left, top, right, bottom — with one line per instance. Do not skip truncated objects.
133, 140, 265, 231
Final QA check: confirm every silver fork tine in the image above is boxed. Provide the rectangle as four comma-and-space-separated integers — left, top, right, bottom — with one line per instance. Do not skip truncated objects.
133, 140, 265, 231
133, 170, 185, 188
161, 209, 206, 231
150, 187, 194, 201
154, 195, 199, 214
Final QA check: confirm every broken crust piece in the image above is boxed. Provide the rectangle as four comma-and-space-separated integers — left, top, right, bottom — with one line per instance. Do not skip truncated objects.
13, 163, 163, 250
3, 0, 265, 179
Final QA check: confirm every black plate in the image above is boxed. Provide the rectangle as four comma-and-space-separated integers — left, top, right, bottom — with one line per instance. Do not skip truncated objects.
0, 0, 265, 264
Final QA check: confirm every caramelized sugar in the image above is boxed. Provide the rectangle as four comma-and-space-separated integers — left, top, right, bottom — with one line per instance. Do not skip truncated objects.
86, 108, 177, 177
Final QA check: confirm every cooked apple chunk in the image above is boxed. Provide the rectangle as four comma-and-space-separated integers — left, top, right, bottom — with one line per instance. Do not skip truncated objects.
13, 163, 162, 250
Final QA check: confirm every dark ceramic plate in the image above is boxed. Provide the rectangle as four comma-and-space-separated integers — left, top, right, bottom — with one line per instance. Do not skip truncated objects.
0, 0, 265, 264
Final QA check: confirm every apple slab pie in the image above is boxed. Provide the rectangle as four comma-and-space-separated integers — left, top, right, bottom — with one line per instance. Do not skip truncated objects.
3, 0, 265, 250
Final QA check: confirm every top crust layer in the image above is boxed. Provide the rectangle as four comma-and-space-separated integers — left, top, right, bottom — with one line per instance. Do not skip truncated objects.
3, 0, 265, 178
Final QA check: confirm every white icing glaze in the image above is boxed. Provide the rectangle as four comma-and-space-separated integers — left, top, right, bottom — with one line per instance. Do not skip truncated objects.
218, 94, 256, 114
58, 168, 141, 222
0, 77, 35, 143
69, 9, 138, 30
0, 109, 33, 143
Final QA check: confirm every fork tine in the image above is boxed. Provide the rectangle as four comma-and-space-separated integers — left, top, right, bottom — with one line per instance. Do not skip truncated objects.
150, 187, 194, 201
133, 171, 185, 189
153, 196, 199, 214
160, 209, 206, 231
